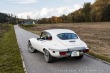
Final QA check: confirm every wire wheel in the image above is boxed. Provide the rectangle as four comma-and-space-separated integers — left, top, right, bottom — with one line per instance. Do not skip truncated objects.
44, 49, 54, 63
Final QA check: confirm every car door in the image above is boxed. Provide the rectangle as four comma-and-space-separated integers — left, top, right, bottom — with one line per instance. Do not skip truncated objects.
35, 32, 52, 52
33, 32, 45, 52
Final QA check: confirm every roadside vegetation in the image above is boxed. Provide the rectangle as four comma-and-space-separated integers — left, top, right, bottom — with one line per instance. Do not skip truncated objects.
0, 13, 17, 24
20, 22, 110, 63
0, 24, 24, 73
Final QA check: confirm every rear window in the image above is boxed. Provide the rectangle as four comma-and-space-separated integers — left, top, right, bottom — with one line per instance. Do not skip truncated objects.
57, 33, 78, 40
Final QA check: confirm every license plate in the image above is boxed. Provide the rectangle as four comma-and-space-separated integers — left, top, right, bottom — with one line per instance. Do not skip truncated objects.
71, 51, 79, 57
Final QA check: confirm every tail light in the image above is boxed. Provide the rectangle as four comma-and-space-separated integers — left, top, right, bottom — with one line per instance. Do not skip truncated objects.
83, 49, 89, 53
59, 52, 67, 55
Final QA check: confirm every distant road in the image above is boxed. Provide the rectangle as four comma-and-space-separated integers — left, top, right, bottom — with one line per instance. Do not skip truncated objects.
14, 25, 110, 73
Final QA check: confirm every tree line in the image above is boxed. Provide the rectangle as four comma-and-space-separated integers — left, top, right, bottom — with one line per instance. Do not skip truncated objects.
0, 12, 35, 24
0, 12, 18, 24
37, 0, 110, 24
0, 0, 110, 24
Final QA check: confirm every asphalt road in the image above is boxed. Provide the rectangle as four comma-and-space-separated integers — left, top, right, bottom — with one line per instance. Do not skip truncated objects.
14, 25, 110, 73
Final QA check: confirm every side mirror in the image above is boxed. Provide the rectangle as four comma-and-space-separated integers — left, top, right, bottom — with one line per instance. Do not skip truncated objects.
37, 38, 40, 40
37, 37, 45, 40
41, 37, 45, 40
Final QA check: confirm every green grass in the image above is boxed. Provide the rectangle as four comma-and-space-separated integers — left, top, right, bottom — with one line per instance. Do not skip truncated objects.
88, 51, 110, 63
20, 24, 36, 27
0, 24, 10, 37
0, 25, 24, 73
20, 24, 40, 34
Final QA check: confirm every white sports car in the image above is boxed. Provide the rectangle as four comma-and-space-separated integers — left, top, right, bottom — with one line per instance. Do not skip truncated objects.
28, 29, 89, 63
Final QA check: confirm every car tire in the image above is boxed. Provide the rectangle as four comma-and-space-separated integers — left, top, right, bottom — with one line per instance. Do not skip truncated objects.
75, 55, 83, 60
28, 41, 37, 53
44, 49, 55, 63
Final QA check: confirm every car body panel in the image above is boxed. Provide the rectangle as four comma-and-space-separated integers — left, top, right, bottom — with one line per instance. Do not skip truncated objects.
29, 29, 89, 58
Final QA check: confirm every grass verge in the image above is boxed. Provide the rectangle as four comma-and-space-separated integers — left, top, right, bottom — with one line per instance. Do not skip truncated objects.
88, 51, 110, 63
20, 24, 41, 34
0, 25, 24, 73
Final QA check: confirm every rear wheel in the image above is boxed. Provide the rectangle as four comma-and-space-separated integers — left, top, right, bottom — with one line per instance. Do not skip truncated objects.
75, 55, 83, 60
28, 41, 37, 53
44, 49, 55, 63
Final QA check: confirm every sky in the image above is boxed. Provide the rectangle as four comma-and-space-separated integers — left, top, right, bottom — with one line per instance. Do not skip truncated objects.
0, 0, 95, 19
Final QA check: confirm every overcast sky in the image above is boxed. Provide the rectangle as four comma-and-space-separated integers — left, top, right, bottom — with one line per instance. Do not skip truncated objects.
0, 0, 95, 19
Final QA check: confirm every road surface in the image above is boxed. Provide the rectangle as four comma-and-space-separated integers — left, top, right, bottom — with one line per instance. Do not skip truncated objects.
14, 25, 110, 73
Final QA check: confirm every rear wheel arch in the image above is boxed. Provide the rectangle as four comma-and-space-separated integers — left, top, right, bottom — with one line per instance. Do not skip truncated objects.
43, 48, 49, 52
43, 48, 46, 52
44, 49, 55, 63
43, 48, 51, 54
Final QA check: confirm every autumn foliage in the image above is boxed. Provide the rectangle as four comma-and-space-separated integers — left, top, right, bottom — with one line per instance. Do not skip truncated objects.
38, 0, 110, 24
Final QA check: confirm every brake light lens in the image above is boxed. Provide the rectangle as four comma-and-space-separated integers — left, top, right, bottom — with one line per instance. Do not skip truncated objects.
59, 52, 67, 55
83, 49, 89, 53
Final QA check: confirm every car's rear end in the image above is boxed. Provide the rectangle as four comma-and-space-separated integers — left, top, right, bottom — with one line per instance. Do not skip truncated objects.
49, 46, 89, 58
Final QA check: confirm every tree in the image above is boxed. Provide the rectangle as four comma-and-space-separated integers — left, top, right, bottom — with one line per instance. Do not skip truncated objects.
82, 3, 91, 22
73, 9, 84, 22
90, 0, 110, 22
